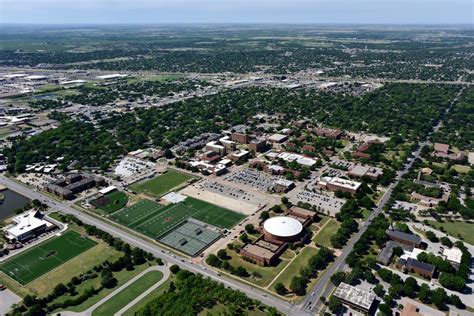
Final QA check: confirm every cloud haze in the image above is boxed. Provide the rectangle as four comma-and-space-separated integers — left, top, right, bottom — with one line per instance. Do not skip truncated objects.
1, 0, 472, 24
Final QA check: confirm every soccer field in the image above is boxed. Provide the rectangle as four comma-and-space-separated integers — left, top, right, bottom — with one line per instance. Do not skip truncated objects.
0, 231, 97, 285
129, 170, 196, 197
110, 197, 245, 239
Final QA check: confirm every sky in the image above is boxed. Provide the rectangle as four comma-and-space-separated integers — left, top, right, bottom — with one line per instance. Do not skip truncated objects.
1, 0, 472, 24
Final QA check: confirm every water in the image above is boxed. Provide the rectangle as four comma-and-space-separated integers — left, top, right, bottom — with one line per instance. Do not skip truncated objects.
32, 93, 58, 100
0, 189, 31, 220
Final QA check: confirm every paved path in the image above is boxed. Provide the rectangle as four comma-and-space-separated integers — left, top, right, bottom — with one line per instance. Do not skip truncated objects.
0, 289, 21, 315
115, 266, 170, 315
61, 265, 169, 316
0, 175, 296, 315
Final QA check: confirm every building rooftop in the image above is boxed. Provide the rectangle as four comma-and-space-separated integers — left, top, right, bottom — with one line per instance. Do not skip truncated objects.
320, 176, 362, 190
4, 210, 54, 240
268, 133, 288, 142
443, 247, 463, 264
333, 282, 376, 311
241, 244, 275, 260
263, 216, 303, 238
387, 229, 421, 245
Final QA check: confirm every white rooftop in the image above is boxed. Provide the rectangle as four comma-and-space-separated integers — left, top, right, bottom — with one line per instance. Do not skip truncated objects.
263, 216, 303, 238
443, 247, 462, 264
162, 192, 187, 204
4, 211, 53, 239
99, 186, 117, 195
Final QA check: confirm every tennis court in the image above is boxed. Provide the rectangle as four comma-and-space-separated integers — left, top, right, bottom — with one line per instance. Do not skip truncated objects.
159, 221, 221, 256
0, 231, 97, 285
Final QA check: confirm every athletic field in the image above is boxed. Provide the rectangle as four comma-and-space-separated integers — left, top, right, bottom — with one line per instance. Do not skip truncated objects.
110, 197, 245, 239
0, 231, 97, 285
128, 170, 196, 197
91, 191, 128, 214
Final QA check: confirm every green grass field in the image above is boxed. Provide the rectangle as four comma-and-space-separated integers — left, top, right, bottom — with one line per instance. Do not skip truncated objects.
0, 231, 97, 285
129, 170, 195, 197
313, 219, 340, 248
110, 197, 245, 239
427, 221, 474, 245
91, 191, 128, 214
92, 270, 164, 316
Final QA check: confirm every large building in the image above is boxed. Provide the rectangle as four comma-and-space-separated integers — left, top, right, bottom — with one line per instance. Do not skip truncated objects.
386, 229, 422, 248
3, 210, 56, 243
333, 282, 376, 314
231, 132, 249, 144
396, 257, 435, 278
262, 216, 305, 245
45, 173, 105, 200
249, 138, 268, 153
318, 176, 362, 196
443, 247, 463, 270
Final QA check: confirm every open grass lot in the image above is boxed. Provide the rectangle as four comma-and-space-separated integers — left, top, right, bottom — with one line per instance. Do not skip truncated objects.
129, 170, 196, 198
427, 221, 474, 245
122, 275, 174, 316
0, 231, 97, 285
226, 249, 291, 287
92, 270, 164, 316
270, 246, 318, 291
313, 219, 340, 248
91, 191, 128, 214
111, 197, 245, 239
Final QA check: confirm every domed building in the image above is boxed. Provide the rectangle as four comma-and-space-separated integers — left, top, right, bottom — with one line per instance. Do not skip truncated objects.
262, 216, 306, 245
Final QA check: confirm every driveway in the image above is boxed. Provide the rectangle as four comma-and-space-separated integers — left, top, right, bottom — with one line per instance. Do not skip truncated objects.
0, 289, 21, 315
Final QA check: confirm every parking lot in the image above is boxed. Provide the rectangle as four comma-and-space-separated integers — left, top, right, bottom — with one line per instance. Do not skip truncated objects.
201, 180, 266, 205
290, 188, 345, 217
223, 168, 279, 191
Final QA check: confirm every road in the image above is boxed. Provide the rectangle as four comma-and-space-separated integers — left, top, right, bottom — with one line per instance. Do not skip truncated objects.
300, 86, 465, 313
0, 175, 299, 316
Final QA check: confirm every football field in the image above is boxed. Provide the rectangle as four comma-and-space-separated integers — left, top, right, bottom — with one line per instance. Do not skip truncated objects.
129, 170, 196, 198
110, 197, 245, 239
0, 231, 97, 285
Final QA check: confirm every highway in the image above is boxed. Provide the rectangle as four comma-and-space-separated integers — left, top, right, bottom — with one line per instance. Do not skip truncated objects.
299, 86, 465, 313
0, 175, 300, 316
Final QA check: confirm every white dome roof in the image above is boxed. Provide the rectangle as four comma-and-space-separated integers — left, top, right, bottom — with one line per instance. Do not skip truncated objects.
263, 216, 303, 238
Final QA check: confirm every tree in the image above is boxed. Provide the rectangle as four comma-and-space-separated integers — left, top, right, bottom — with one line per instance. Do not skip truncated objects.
244, 224, 255, 234
378, 303, 392, 316
260, 211, 270, 220
328, 296, 343, 313
418, 284, 431, 304
432, 288, 448, 310
403, 277, 419, 298
281, 196, 289, 205
392, 246, 404, 257
101, 270, 117, 288
240, 233, 250, 244
169, 264, 180, 274
217, 249, 228, 260
330, 271, 347, 286
274, 282, 287, 295
425, 231, 439, 243
438, 273, 466, 292
374, 284, 385, 297
290, 276, 305, 296
206, 254, 222, 267
53, 283, 68, 297
440, 237, 453, 248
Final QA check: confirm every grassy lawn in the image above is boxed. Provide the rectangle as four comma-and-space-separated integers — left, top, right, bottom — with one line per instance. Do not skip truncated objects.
129, 170, 195, 198
0, 231, 97, 285
362, 209, 372, 221
313, 219, 340, 248
122, 275, 174, 316
270, 246, 318, 290
51, 262, 152, 313
91, 191, 128, 214
225, 250, 290, 287
427, 221, 474, 245
92, 270, 164, 316
452, 164, 471, 174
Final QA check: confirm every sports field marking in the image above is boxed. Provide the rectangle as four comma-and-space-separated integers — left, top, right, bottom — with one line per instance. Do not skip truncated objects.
0, 231, 97, 285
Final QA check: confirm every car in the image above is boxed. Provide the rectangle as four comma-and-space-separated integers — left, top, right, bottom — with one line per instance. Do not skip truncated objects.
0, 284, 6, 291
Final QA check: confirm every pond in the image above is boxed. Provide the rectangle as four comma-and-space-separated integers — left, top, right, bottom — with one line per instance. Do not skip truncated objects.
0, 189, 31, 220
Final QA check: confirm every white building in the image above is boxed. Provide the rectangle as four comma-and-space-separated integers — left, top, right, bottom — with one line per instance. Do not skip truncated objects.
4, 210, 55, 242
